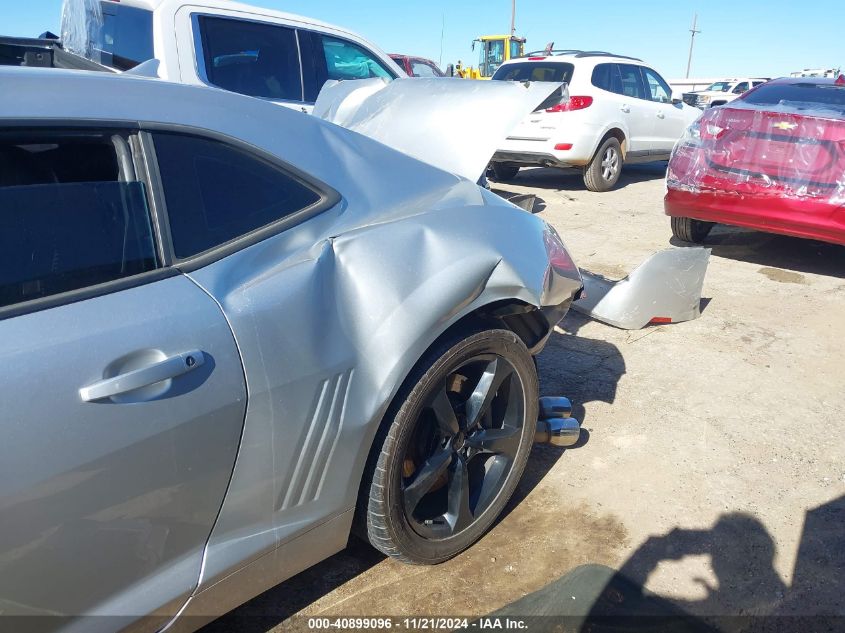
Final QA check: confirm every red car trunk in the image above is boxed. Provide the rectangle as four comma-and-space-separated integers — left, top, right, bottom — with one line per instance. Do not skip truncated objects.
665, 78, 845, 245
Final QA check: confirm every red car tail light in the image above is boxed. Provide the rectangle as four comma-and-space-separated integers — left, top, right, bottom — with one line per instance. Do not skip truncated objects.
543, 229, 577, 273
546, 96, 593, 112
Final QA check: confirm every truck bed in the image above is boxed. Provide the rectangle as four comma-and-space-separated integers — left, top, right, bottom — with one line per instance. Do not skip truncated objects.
0, 36, 112, 72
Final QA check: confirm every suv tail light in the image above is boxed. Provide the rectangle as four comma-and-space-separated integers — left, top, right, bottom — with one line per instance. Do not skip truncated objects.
546, 96, 593, 112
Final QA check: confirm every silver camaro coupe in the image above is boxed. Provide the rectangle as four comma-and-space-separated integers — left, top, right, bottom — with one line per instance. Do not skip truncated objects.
0, 67, 583, 631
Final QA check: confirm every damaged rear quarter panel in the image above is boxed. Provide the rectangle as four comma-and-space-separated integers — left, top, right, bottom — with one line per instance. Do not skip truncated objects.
185, 178, 579, 591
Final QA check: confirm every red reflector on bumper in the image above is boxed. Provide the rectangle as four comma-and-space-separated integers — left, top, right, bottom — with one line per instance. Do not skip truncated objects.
554, 143, 573, 150
649, 317, 673, 324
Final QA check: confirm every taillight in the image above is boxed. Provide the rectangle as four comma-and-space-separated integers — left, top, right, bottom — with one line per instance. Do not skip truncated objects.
543, 229, 577, 273
546, 96, 593, 112
528, 56, 547, 60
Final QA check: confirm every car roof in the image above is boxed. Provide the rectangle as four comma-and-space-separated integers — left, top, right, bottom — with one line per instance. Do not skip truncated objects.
499, 50, 645, 67
107, 0, 361, 42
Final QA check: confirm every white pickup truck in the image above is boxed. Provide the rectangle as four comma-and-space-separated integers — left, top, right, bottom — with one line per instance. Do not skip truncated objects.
681, 77, 770, 109
31, 0, 406, 113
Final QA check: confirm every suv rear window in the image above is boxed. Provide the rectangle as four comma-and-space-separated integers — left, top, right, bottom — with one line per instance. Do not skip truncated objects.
492, 62, 574, 83
741, 82, 845, 114
98, 2, 154, 70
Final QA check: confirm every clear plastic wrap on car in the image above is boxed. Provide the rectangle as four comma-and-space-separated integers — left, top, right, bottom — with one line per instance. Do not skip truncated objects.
60, 0, 103, 60
667, 102, 845, 205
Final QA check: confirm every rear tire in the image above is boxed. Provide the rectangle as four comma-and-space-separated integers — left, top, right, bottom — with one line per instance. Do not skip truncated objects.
584, 137, 622, 192
671, 216, 714, 243
491, 163, 520, 182
360, 328, 537, 564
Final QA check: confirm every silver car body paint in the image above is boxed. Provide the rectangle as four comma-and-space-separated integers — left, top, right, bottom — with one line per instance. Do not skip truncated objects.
0, 275, 247, 631
573, 248, 711, 329
313, 77, 567, 182
0, 67, 582, 630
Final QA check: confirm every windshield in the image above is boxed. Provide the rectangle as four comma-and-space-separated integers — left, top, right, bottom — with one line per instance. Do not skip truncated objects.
479, 39, 505, 77
705, 82, 732, 92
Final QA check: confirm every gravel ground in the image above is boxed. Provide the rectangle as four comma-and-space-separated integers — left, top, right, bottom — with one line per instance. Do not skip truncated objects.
207, 163, 845, 631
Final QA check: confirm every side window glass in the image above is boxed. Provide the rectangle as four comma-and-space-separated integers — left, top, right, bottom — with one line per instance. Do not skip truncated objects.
609, 64, 624, 95
0, 135, 157, 309
153, 133, 322, 259
321, 35, 394, 81
732, 82, 749, 94
197, 16, 302, 101
642, 67, 672, 103
617, 64, 647, 100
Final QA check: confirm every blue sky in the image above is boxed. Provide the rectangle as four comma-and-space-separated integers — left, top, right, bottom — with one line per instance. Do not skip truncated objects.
5, 0, 843, 79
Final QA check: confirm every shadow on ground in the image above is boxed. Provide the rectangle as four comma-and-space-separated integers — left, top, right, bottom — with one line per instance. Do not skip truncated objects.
488, 495, 845, 632
671, 225, 845, 279
494, 162, 668, 193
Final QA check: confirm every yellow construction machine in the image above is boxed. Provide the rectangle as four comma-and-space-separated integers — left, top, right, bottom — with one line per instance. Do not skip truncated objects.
454, 34, 526, 79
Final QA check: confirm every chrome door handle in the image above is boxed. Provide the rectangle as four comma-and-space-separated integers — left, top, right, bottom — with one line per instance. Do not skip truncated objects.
80, 350, 205, 402
620, 105, 631, 113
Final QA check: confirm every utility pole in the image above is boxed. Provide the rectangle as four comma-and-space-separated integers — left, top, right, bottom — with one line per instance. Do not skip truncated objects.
510, 0, 516, 36
686, 13, 701, 78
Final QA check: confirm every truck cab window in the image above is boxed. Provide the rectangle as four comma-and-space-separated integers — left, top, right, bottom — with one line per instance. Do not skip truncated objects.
197, 16, 303, 102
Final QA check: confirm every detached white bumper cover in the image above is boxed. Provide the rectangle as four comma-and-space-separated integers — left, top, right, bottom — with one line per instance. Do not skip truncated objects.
313, 77, 564, 182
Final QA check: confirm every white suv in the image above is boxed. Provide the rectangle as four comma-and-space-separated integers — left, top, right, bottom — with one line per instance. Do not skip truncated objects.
489, 51, 700, 191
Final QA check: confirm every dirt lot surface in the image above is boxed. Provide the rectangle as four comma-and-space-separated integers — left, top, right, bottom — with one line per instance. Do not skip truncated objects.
208, 164, 845, 631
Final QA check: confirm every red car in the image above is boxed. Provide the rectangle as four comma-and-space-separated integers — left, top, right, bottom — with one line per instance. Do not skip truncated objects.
389, 54, 445, 77
665, 76, 845, 245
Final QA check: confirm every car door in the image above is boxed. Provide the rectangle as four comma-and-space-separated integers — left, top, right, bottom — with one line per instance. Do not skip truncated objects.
613, 63, 652, 156
0, 128, 247, 630
640, 66, 688, 155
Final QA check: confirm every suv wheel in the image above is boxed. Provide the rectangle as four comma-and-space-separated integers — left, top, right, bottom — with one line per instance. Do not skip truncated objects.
491, 163, 520, 182
584, 137, 622, 192
671, 216, 714, 243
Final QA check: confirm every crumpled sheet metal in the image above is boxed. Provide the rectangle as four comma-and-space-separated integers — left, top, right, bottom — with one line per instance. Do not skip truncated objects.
668, 102, 845, 205
573, 248, 711, 330
313, 77, 566, 183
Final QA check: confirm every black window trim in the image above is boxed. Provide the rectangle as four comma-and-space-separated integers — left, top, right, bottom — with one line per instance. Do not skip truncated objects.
138, 122, 342, 273
0, 119, 177, 321
191, 12, 307, 106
